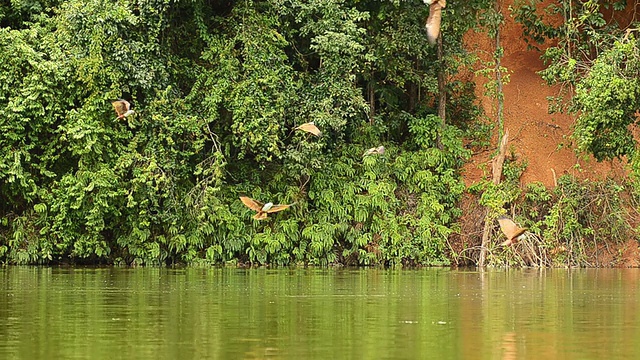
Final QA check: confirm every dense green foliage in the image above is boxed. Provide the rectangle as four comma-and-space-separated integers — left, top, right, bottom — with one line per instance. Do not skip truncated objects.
3, 0, 637, 267
0, 0, 496, 265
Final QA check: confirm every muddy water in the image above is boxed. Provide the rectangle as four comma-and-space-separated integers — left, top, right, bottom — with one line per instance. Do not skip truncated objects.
0, 267, 638, 359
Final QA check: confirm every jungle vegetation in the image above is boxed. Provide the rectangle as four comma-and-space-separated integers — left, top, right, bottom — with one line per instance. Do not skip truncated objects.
0, 0, 638, 266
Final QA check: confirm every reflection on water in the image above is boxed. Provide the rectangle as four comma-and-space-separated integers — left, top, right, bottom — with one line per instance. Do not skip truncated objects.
0, 268, 639, 359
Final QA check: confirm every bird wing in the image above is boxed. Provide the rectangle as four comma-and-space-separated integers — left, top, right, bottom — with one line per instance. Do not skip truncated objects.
112, 100, 130, 116
425, 0, 446, 45
240, 196, 264, 212
497, 216, 526, 240
363, 146, 384, 156
363, 147, 376, 156
253, 212, 268, 220
264, 203, 293, 214
296, 122, 322, 136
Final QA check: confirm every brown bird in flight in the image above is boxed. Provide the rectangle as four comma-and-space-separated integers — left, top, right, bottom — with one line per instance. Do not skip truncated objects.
239, 196, 295, 220
112, 99, 135, 119
497, 215, 527, 246
424, 0, 446, 45
295, 122, 322, 136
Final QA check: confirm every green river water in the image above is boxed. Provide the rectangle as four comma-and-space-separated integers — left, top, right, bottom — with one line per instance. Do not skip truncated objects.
0, 267, 639, 359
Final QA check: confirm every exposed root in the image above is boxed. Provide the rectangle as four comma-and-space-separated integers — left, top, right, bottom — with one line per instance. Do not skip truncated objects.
484, 231, 551, 268
510, 232, 550, 267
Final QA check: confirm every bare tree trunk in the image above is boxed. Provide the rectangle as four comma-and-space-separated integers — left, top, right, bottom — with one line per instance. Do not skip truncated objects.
478, 130, 509, 267
491, 129, 508, 185
408, 81, 417, 114
494, 0, 504, 142
436, 34, 446, 149
478, 0, 507, 268
368, 81, 375, 125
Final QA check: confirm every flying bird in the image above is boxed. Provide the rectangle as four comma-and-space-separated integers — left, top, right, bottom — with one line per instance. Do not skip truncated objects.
239, 196, 294, 220
112, 99, 135, 119
363, 146, 385, 157
424, 0, 446, 45
295, 122, 322, 136
497, 215, 527, 246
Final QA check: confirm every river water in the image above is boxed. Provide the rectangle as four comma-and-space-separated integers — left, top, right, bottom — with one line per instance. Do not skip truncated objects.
0, 267, 638, 359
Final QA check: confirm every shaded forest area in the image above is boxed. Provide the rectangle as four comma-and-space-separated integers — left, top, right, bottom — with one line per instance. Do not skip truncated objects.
1, 0, 639, 267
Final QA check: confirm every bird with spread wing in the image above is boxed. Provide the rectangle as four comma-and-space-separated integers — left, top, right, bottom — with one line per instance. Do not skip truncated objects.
240, 196, 295, 220
497, 215, 527, 246
363, 146, 385, 157
112, 99, 135, 119
295, 122, 322, 136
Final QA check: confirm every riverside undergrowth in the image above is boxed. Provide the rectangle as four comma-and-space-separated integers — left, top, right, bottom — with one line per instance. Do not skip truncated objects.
463, 155, 637, 267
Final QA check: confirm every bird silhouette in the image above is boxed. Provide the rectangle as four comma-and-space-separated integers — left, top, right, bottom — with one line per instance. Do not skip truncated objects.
240, 196, 294, 220
497, 215, 527, 246
363, 146, 385, 156
424, 0, 446, 45
112, 99, 135, 119
295, 122, 322, 136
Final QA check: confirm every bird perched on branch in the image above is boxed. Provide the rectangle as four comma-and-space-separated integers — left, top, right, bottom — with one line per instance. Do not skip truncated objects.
363, 146, 385, 157
112, 99, 135, 119
497, 215, 527, 246
424, 0, 446, 45
295, 122, 322, 136
240, 196, 295, 220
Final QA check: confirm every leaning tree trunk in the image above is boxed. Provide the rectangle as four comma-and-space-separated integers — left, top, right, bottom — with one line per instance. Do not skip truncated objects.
478, 130, 508, 267
478, 0, 507, 268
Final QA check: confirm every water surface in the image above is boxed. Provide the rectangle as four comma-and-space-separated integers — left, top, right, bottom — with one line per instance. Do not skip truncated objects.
0, 267, 639, 359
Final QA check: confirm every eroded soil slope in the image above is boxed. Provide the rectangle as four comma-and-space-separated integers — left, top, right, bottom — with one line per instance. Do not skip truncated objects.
463, 1, 629, 187
455, 0, 639, 267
